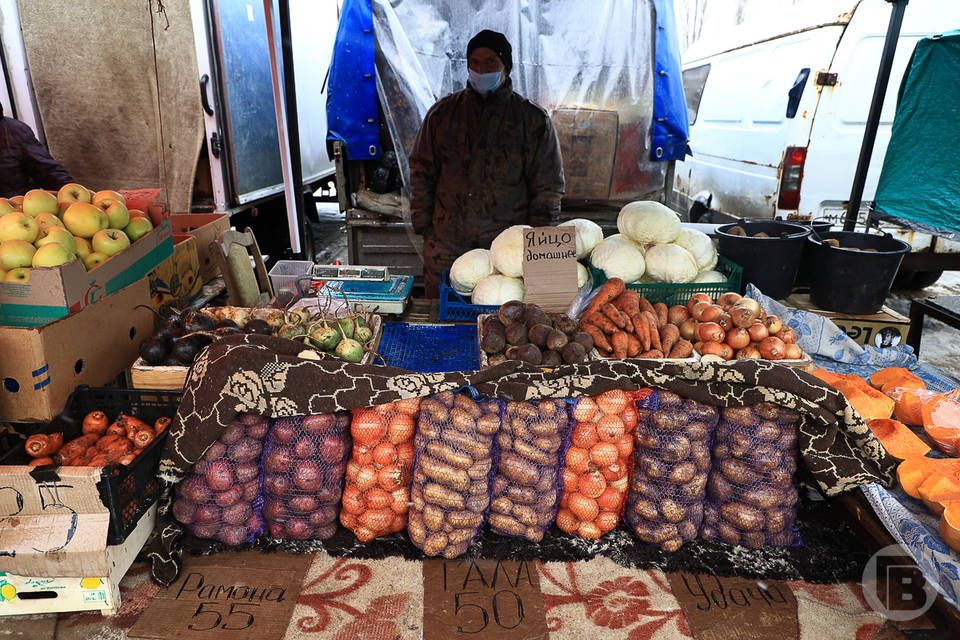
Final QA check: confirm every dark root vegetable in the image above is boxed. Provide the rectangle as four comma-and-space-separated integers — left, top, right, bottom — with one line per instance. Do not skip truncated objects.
524, 306, 550, 328
528, 323, 551, 348
517, 343, 543, 365
546, 329, 569, 351
504, 323, 529, 346
562, 341, 587, 364
572, 331, 594, 352
480, 330, 506, 354
498, 300, 525, 325
541, 349, 562, 367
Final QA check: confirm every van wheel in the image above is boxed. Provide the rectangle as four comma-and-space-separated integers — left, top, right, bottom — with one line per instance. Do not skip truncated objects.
893, 269, 943, 290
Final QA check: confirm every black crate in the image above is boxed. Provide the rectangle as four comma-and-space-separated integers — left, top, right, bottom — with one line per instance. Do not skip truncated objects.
0, 385, 181, 545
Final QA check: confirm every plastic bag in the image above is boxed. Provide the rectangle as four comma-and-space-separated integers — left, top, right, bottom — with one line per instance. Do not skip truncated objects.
556, 389, 639, 539
626, 390, 718, 551
172, 413, 269, 545
260, 413, 351, 540
700, 403, 801, 549
408, 390, 501, 557
341, 399, 419, 541
489, 399, 573, 541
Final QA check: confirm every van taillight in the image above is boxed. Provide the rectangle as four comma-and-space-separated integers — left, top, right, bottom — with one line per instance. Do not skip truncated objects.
778, 146, 807, 209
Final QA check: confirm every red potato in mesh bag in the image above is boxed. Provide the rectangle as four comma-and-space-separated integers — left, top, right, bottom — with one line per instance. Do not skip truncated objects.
557, 389, 642, 540
172, 413, 270, 545
341, 398, 420, 541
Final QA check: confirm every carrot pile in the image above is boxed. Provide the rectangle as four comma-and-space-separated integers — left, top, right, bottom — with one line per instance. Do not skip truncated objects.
579, 278, 694, 359
555, 389, 637, 539
24, 411, 169, 467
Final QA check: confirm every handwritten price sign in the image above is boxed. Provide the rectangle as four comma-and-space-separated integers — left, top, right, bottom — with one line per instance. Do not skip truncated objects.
423, 559, 548, 638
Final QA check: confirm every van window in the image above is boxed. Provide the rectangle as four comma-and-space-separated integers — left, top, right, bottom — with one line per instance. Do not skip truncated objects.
682, 64, 710, 125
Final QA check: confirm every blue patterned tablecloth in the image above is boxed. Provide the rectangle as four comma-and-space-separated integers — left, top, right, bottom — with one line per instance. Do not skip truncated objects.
746, 284, 960, 610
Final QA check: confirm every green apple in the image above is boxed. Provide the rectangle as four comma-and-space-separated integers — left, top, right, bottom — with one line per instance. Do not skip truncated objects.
57, 202, 71, 217
0, 198, 14, 215
0, 212, 40, 243
123, 216, 154, 242
35, 212, 65, 230
62, 203, 109, 238
73, 236, 92, 260
9, 196, 24, 211
83, 252, 109, 270
92, 228, 130, 256
57, 183, 92, 205
21, 189, 59, 217
0, 239, 37, 269
4, 267, 30, 282
0, 266, 5, 280
35, 226, 78, 254
92, 190, 125, 209
100, 199, 129, 230
32, 243, 77, 268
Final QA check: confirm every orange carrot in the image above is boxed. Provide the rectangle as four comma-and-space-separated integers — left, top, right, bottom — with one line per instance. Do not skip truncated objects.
584, 311, 619, 335
638, 297, 655, 315
639, 349, 665, 358
631, 313, 650, 352
602, 303, 628, 329
668, 340, 694, 359
626, 334, 641, 357
644, 312, 662, 352
611, 331, 629, 359
653, 302, 668, 329
587, 278, 626, 314
583, 324, 613, 352
615, 290, 641, 317
660, 324, 680, 355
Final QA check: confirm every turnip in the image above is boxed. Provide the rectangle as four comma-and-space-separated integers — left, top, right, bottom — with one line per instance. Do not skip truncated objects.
310, 325, 340, 350
335, 318, 355, 340
335, 337, 364, 362
355, 325, 373, 343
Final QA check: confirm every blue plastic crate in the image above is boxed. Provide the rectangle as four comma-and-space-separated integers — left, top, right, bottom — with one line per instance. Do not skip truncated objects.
437, 270, 499, 322
377, 322, 480, 372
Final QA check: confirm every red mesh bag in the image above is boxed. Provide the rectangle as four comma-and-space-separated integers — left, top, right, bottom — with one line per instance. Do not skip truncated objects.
260, 412, 351, 541
408, 390, 501, 557
626, 390, 718, 551
341, 399, 420, 541
700, 403, 801, 549
556, 389, 639, 539
172, 413, 269, 545
488, 399, 573, 541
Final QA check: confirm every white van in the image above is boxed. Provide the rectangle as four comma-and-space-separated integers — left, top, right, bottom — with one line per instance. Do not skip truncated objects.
673, 0, 957, 232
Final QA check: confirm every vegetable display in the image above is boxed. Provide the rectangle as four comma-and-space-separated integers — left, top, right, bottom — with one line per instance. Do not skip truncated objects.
480, 301, 593, 367
626, 390, 717, 551
578, 278, 695, 359
556, 390, 638, 539
24, 410, 170, 467
340, 399, 419, 541
683, 292, 806, 361
408, 391, 500, 557
489, 399, 573, 541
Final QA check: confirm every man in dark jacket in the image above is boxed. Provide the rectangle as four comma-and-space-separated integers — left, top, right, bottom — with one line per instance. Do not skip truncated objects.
0, 103, 73, 198
410, 29, 565, 297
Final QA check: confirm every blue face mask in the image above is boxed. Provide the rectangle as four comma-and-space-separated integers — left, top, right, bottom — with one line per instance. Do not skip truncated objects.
468, 69, 502, 95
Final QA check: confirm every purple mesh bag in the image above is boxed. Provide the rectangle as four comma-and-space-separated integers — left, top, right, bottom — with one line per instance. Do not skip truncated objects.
172, 413, 269, 545
408, 389, 501, 557
700, 402, 801, 549
627, 390, 719, 552
489, 399, 573, 541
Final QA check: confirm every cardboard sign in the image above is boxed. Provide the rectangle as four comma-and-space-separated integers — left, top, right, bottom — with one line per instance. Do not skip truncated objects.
129, 552, 309, 640
423, 558, 548, 639
522, 226, 579, 313
0, 466, 110, 578
667, 572, 799, 640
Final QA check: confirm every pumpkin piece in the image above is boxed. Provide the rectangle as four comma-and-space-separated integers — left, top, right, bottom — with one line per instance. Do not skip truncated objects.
917, 470, 960, 515
939, 502, 960, 553
869, 367, 925, 393
812, 369, 895, 421
921, 396, 960, 457
867, 418, 931, 460
897, 457, 960, 499
891, 389, 926, 425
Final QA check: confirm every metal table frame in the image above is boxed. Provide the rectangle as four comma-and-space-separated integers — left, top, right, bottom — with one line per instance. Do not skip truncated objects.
907, 296, 960, 356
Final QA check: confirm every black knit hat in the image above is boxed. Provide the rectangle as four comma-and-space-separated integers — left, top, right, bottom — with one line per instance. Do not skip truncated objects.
467, 29, 512, 74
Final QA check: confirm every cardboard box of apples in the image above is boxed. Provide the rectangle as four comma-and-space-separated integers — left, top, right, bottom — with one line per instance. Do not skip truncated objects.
0, 185, 172, 327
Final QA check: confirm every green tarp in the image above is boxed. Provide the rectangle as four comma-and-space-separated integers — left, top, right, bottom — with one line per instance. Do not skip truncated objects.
873, 31, 960, 240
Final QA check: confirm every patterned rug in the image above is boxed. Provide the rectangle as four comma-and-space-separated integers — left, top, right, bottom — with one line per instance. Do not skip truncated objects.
1, 552, 944, 639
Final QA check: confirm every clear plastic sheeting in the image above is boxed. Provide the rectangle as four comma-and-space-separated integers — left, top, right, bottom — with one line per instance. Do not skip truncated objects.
371, 0, 667, 205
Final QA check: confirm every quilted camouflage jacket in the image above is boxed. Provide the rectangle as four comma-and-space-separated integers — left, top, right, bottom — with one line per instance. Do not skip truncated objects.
0, 116, 73, 199
409, 78, 564, 295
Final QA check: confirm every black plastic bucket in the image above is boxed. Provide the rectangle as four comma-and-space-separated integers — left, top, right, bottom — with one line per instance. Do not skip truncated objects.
791, 219, 834, 287
807, 231, 911, 314
715, 220, 811, 299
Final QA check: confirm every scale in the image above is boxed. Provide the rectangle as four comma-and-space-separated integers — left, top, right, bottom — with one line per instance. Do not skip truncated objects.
307, 265, 413, 315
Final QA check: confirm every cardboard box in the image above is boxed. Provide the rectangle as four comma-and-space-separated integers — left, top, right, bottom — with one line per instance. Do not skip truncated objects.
550, 108, 618, 200
0, 278, 154, 422
0, 504, 156, 616
167, 213, 230, 283
783, 293, 912, 348
147, 233, 202, 310
0, 218, 173, 327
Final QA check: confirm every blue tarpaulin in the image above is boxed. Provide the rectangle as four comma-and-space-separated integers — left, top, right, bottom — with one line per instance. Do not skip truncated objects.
652, 0, 690, 161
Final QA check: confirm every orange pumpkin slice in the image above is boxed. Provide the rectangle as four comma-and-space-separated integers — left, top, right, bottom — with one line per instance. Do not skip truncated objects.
897, 457, 960, 499
870, 367, 926, 393
867, 418, 931, 460
921, 396, 960, 457
939, 502, 960, 553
